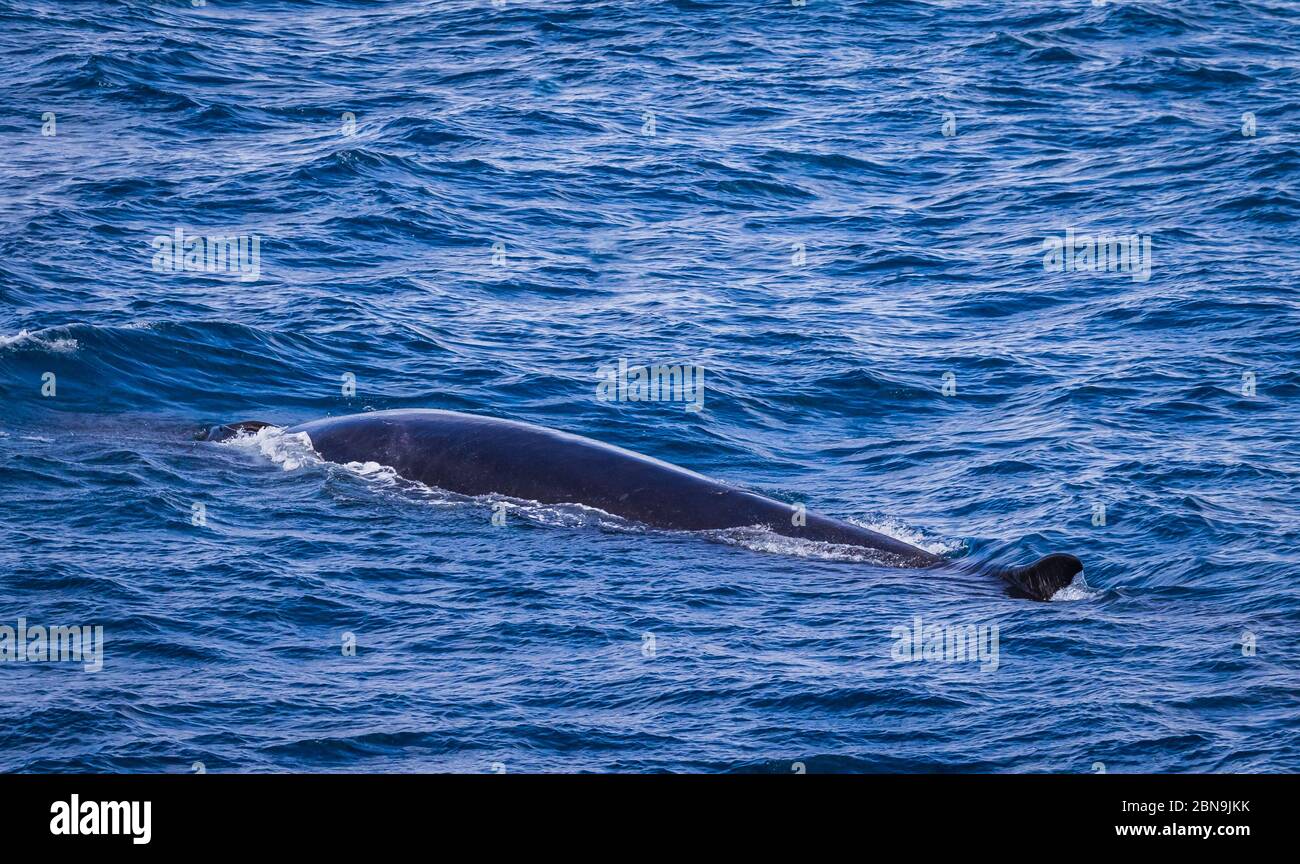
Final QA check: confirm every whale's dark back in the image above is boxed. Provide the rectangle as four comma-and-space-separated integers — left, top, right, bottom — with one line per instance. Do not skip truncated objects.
286, 409, 938, 564
291, 409, 725, 526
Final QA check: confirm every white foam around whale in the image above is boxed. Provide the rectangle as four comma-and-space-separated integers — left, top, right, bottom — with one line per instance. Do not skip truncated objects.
705, 526, 912, 566
219, 424, 320, 471
1047, 575, 1097, 602
846, 515, 963, 557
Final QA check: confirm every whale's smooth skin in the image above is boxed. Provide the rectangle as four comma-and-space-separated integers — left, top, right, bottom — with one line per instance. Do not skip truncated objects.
201, 409, 1082, 600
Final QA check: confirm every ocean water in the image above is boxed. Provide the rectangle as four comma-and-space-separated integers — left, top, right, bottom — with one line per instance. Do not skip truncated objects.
1, 0, 1298, 773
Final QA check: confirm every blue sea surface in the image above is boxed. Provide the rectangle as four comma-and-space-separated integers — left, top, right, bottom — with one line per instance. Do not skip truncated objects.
1, 0, 1298, 773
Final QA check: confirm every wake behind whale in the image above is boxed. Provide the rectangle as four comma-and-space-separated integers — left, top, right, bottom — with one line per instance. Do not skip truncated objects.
200, 409, 1082, 601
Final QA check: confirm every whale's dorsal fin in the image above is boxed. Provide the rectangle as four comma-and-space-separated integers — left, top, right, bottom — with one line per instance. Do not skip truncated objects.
999, 553, 1083, 601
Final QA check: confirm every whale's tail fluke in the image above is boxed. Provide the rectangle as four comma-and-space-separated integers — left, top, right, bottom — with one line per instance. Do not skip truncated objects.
196, 421, 272, 442
997, 553, 1083, 601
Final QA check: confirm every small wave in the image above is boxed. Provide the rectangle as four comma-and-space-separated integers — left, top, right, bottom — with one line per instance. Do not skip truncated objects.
0, 329, 79, 353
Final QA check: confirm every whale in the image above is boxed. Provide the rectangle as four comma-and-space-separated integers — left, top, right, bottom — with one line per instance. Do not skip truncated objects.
199, 409, 1081, 600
